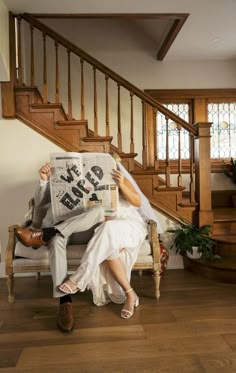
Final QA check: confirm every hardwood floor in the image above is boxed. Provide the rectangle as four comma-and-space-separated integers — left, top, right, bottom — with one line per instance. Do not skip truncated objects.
1, 270, 236, 372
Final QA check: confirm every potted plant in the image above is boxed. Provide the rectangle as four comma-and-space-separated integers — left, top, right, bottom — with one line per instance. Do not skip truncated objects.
168, 223, 219, 261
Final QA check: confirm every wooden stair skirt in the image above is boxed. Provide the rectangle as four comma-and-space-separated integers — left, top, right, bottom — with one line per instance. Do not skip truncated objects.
184, 228, 236, 283
183, 256, 236, 284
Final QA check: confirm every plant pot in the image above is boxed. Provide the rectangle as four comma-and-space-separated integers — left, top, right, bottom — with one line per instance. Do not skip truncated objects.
186, 246, 202, 259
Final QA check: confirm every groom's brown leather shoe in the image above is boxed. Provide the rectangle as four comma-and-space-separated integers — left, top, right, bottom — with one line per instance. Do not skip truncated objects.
14, 227, 45, 248
57, 302, 74, 332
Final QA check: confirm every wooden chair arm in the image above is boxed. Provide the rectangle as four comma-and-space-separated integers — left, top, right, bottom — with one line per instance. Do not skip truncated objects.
5, 225, 19, 274
148, 220, 161, 270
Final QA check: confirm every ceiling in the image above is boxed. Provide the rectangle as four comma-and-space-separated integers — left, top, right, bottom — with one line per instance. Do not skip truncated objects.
3, 0, 236, 61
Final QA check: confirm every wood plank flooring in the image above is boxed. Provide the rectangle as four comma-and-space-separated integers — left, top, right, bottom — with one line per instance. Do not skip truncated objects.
1, 269, 236, 372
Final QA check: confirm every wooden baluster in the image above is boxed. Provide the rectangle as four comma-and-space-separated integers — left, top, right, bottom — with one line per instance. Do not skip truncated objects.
153, 107, 158, 170
1, 13, 16, 117
142, 101, 147, 169
189, 134, 195, 203
55, 42, 60, 103
117, 83, 122, 152
130, 91, 134, 153
93, 67, 98, 135
105, 75, 110, 137
17, 16, 23, 85
177, 124, 182, 187
165, 116, 170, 186
80, 58, 85, 120
30, 25, 34, 86
67, 49, 72, 120
42, 32, 47, 103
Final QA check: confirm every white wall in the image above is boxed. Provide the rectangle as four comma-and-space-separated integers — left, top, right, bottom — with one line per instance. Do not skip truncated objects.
0, 87, 63, 276
0, 0, 9, 81
43, 18, 236, 89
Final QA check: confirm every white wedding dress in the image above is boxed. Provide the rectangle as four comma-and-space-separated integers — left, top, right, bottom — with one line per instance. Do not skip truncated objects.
70, 197, 147, 306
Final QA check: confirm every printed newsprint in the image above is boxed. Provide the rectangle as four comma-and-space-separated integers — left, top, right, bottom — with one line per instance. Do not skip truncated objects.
50, 152, 119, 223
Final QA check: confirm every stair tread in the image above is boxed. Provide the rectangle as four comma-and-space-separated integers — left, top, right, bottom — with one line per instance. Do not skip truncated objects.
56, 120, 87, 126
186, 256, 236, 271
31, 103, 63, 109
82, 136, 113, 142
211, 234, 236, 243
213, 207, 236, 221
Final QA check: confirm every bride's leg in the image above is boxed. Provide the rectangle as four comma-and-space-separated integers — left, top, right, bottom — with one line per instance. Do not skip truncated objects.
105, 257, 138, 318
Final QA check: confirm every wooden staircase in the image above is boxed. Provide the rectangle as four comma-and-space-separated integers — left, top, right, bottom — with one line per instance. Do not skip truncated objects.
2, 12, 236, 282
15, 86, 112, 153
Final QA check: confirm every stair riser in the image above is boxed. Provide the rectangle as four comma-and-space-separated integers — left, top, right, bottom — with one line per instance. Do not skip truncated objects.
183, 257, 236, 284
215, 242, 236, 257
213, 221, 236, 235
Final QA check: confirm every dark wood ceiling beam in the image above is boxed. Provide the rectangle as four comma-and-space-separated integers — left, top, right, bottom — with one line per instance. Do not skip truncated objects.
30, 13, 189, 20
157, 14, 189, 61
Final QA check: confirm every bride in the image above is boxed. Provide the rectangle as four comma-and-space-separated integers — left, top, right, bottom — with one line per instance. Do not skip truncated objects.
59, 165, 147, 319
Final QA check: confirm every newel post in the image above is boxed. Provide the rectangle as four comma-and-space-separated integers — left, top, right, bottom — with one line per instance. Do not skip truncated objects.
194, 122, 214, 227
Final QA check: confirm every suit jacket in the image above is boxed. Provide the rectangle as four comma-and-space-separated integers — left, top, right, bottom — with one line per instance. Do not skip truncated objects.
32, 181, 54, 228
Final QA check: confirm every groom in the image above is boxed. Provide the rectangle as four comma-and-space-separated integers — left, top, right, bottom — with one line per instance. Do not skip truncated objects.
15, 162, 105, 332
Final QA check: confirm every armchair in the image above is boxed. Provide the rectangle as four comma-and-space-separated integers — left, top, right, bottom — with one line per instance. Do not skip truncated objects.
5, 219, 161, 303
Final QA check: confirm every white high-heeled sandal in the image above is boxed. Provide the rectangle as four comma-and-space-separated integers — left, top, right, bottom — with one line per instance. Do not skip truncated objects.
121, 288, 139, 319
58, 279, 80, 295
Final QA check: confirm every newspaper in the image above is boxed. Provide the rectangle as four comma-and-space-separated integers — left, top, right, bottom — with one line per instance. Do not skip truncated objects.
50, 152, 119, 223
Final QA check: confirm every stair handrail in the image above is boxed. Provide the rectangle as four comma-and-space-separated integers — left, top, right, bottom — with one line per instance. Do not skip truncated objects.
20, 13, 196, 136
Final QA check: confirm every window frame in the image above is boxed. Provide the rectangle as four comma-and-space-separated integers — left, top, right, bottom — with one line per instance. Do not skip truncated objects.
145, 88, 236, 173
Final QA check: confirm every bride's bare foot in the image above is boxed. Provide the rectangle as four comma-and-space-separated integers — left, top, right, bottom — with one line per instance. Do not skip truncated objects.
58, 279, 79, 295
121, 288, 139, 319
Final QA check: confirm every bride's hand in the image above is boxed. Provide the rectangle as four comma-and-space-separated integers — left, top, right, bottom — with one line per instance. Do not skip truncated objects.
111, 169, 125, 188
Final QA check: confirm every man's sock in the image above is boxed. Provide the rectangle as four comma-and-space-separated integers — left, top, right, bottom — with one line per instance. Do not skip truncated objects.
42, 227, 58, 242
60, 294, 72, 304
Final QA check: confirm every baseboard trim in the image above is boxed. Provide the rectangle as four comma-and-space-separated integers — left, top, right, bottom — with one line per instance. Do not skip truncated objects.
168, 255, 184, 269
0, 262, 6, 278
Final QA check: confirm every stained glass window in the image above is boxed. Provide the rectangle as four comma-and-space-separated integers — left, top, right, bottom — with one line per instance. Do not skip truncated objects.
157, 103, 190, 160
208, 102, 236, 158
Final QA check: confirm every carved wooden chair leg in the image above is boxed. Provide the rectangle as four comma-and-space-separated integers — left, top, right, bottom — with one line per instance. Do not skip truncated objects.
7, 274, 15, 303
153, 269, 161, 299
